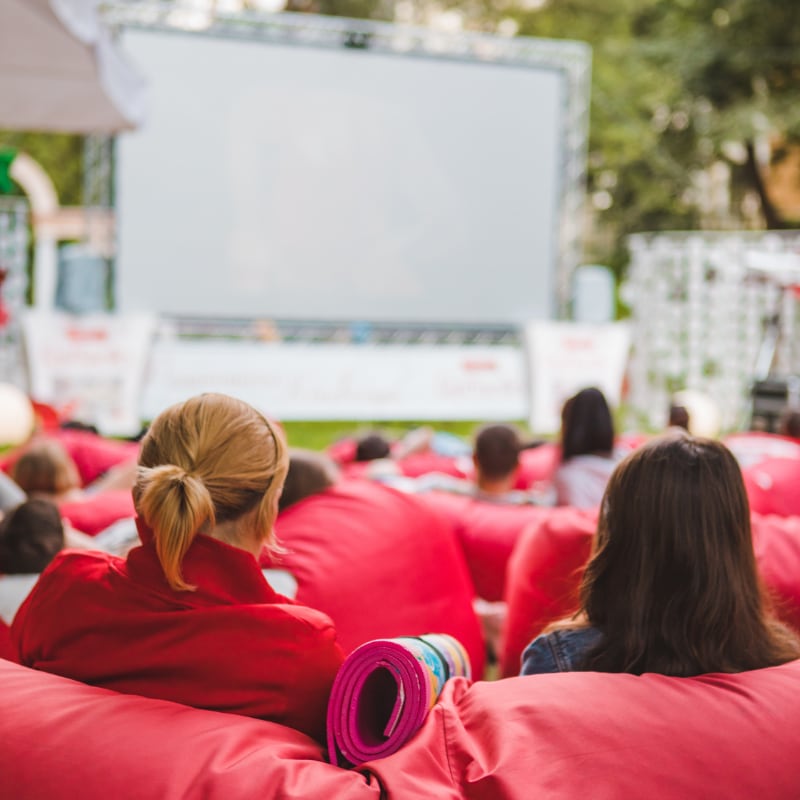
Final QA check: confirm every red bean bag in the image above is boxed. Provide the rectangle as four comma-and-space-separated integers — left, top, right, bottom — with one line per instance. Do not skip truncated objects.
516, 443, 559, 488
58, 489, 136, 536
752, 514, 800, 632
0, 660, 379, 800
743, 458, 800, 517
0, 618, 16, 662
724, 432, 800, 469
368, 662, 800, 799
500, 507, 597, 676
270, 481, 484, 676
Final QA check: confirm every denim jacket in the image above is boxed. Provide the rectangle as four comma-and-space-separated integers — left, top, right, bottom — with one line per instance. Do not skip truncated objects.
520, 627, 604, 675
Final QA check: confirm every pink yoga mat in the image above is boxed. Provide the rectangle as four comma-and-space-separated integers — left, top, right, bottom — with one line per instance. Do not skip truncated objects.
326, 633, 471, 767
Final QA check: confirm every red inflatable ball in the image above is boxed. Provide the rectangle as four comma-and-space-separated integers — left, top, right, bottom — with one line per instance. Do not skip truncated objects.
270, 481, 485, 676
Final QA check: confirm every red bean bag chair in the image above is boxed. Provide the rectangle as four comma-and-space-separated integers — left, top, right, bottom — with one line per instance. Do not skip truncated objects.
724, 432, 800, 469
516, 443, 559, 488
500, 507, 597, 676
752, 514, 800, 632
368, 662, 800, 799
58, 489, 136, 536
0, 618, 15, 662
743, 458, 800, 517
0, 660, 380, 800
270, 481, 484, 676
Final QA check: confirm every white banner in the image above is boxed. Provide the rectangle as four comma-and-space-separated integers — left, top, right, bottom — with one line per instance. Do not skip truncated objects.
141, 340, 527, 421
525, 321, 631, 434
22, 310, 156, 436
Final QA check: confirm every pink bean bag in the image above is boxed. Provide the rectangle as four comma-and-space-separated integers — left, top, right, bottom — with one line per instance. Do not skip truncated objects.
500, 507, 596, 677
752, 514, 800, 632
0, 659, 379, 800
743, 458, 800, 517
58, 489, 136, 536
271, 481, 484, 676
724, 431, 800, 469
367, 662, 800, 799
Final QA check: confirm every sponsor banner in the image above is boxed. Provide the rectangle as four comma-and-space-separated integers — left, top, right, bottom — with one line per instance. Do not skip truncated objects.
525, 321, 631, 434
141, 340, 527, 421
22, 311, 156, 436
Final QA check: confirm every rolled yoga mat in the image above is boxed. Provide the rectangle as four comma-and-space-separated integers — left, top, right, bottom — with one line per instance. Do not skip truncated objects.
326, 633, 471, 767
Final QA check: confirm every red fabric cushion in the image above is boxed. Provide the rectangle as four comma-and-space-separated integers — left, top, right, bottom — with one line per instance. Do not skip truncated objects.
396, 452, 470, 479
724, 432, 800, 469
0, 660, 379, 800
58, 489, 135, 535
500, 507, 597, 677
752, 514, 800, 632
516, 443, 559, 489
743, 458, 800, 517
271, 481, 484, 676
367, 663, 800, 799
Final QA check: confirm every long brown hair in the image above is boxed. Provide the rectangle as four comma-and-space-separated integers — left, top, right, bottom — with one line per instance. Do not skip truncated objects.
577, 433, 800, 676
134, 393, 287, 591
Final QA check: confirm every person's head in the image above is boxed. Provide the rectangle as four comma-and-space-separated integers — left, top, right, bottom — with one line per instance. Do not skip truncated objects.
579, 433, 800, 675
278, 449, 340, 513
0, 499, 64, 574
779, 409, 800, 439
10, 439, 81, 496
668, 403, 690, 431
560, 387, 615, 462
134, 394, 288, 591
354, 433, 392, 462
473, 424, 521, 492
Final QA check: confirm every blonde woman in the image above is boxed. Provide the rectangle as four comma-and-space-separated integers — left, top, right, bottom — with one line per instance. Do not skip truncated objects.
12, 394, 343, 742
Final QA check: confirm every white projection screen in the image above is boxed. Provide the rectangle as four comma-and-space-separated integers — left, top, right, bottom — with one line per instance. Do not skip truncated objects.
116, 25, 573, 325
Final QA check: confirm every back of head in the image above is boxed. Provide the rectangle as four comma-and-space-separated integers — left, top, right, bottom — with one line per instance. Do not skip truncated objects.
0, 499, 64, 574
581, 432, 800, 675
473, 424, 521, 483
779, 409, 800, 439
134, 393, 287, 591
11, 440, 81, 496
354, 433, 392, 462
668, 404, 690, 431
279, 449, 339, 513
560, 387, 615, 462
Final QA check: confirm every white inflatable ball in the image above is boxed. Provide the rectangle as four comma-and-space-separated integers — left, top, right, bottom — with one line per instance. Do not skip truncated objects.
0, 384, 35, 446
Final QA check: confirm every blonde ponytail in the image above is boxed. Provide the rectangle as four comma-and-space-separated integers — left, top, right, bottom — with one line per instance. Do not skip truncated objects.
137, 464, 215, 591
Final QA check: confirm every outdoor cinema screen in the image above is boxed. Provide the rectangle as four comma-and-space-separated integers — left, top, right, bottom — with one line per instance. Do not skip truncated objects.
116, 24, 568, 325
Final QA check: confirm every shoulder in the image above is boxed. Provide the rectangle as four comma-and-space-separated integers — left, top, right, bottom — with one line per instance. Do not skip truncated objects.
521, 627, 603, 675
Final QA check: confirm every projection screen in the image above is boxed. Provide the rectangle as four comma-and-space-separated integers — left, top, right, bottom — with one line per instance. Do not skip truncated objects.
115, 21, 584, 325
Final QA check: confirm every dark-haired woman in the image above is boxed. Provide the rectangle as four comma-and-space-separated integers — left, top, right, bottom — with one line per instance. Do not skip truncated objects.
554, 387, 622, 509
522, 433, 800, 677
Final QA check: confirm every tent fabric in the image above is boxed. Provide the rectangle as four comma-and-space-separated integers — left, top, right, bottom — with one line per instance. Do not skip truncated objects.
270, 480, 485, 677
0, 0, 145, 133
365, 662, 800, 800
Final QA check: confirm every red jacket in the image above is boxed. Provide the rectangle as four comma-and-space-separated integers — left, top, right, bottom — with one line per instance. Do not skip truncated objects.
12, 526, 344, 742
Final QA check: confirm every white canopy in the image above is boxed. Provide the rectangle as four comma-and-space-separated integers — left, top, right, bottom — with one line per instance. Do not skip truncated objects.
0, 0, 146, 133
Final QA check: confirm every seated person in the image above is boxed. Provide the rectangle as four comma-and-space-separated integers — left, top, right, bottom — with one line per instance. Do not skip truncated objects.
278, 449, 340, 512
9, 439, 135, 535
667, 403, 690, 432
522, 433, 800, 676
554, 387, 622, 508
12, 393, 344, 742
408, 424, 540, 505
0, 499, 64, 624
779, 408, 800, 440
